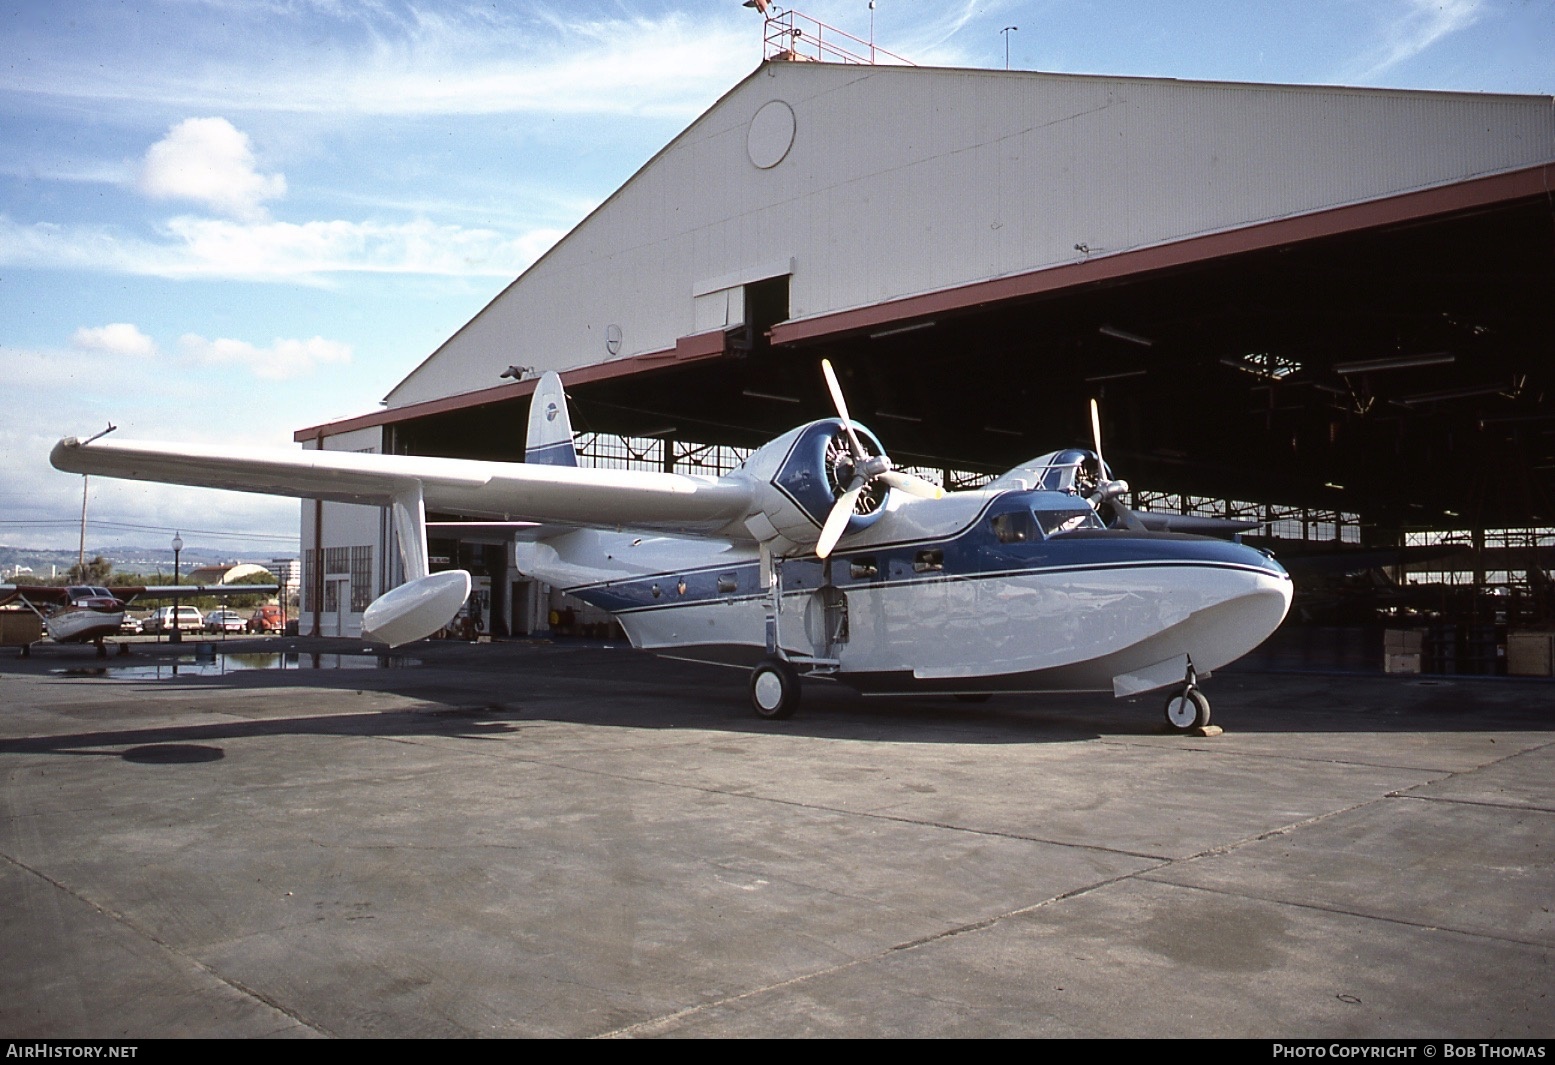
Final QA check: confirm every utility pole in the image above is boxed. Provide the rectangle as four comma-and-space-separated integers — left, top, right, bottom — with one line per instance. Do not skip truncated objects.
78, 475, 88, 577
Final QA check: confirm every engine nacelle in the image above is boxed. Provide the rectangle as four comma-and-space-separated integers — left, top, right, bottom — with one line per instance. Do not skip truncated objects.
731, 419, 893, 555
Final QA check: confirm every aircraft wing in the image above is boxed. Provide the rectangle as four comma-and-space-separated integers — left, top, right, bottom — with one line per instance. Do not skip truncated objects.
116, 585, 281, 601
50, 436, 755, 537
1134, 512, 1266, 537
0, 585, 69, 607
0, 584, 280, 607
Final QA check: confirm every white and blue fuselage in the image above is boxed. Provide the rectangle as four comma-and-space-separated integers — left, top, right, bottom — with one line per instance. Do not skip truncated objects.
514, 487, 1292, 697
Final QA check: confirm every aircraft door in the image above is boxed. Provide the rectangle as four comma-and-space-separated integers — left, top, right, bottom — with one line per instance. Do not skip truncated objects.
804, 585, 849, 659
327, 576, 350, 637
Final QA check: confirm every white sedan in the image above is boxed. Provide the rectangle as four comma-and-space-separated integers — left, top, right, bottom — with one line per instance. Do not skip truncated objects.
204, 610, 246, 634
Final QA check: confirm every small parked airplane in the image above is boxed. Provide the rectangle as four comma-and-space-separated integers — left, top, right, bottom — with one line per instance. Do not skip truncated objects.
50, 363, 1291, 728
0, 583, 279, 655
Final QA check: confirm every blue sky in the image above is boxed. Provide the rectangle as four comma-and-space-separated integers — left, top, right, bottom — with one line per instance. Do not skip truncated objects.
3, 0, 1552, 557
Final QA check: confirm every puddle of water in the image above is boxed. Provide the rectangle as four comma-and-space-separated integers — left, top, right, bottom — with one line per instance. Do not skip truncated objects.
52, 652, 420, 680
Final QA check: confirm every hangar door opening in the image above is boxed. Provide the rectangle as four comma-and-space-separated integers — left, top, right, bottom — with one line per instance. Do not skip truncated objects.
742, 274, 789, 358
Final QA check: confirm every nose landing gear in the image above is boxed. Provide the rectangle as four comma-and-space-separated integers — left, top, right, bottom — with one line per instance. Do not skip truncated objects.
1163, 662, 1212, 732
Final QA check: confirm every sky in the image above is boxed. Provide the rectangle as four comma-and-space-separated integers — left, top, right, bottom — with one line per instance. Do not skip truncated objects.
2, 0, 1552, 559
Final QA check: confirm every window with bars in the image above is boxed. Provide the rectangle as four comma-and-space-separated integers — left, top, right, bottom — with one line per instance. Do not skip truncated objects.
350, 546, 373, 612
304, 546, 373, 612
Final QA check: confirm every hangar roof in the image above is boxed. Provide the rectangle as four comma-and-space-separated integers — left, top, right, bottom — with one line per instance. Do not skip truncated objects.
300, 62, 1555, 531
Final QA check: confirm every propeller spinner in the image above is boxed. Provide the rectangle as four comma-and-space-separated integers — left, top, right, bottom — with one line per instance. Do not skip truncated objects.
815, 360, 942, 559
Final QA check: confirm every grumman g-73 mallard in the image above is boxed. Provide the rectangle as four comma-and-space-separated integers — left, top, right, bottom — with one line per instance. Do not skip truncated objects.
51, 362, 1291, 729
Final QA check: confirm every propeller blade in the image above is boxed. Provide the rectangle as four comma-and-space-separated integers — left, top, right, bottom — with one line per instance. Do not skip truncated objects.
879, 469, 944, 499
1086, 396, 1143, 530
1090, 397, 1105, 477
816, 481, 865, 559
821, 359, 868, 461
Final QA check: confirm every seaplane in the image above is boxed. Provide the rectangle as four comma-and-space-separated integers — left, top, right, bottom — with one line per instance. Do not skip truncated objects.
0, 582, 279, 656
49, 362, 1292, 729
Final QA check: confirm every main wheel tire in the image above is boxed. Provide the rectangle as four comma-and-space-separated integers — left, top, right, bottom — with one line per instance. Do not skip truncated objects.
750, 657, 801, 720
1164, 687, 1211, 732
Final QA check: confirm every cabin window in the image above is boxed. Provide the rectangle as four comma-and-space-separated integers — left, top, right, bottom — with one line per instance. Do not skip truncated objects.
848, 557, 879, 580
1038, 508, 1104, 536
991, 511, 1039, 544
913, 549, 944, 573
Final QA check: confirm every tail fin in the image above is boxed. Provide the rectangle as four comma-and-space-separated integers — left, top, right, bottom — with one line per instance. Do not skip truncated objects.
524, 371, 578, 467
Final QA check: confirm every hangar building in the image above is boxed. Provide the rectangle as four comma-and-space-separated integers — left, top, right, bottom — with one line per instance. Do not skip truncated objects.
293, 54, 1555, 647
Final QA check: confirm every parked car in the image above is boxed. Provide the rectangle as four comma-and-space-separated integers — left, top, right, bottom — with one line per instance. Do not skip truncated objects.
118, 615, 144, 635
143, 605, 203, 634
205, 609, 246, 634
246, 604, 285, 633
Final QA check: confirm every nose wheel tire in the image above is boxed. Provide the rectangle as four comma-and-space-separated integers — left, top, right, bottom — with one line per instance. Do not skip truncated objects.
750, 657, 801, 720
1164, 687, 1211, 732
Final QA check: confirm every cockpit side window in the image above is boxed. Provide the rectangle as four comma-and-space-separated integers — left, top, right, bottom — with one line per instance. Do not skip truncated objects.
991, 510, 1040, 544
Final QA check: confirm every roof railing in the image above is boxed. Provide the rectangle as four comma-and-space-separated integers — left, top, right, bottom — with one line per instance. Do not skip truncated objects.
760, 6, 914, 66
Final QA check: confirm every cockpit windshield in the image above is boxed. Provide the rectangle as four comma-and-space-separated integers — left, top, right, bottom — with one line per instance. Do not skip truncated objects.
1037, 509, 1103, 535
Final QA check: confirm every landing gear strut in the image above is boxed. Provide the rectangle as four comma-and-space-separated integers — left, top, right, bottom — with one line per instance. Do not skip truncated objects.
1163, 662, 1211, 732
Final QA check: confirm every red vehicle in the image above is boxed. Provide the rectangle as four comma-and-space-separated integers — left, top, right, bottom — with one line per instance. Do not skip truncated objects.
246, 604, 285, 633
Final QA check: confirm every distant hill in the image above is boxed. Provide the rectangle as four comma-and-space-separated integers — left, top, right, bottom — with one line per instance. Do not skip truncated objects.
1, 544, 294, 580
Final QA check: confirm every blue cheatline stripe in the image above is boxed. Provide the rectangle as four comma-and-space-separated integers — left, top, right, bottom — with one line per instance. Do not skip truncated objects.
526, 440, 578, 467
573, 556, 1284, 617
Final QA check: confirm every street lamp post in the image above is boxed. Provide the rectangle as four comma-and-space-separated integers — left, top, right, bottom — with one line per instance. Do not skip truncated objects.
170, 532, 184, 644
1001, 25, 1017, 70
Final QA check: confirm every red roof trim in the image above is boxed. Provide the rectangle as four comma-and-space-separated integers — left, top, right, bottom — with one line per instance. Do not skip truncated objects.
769, 164, 1555, 346
293, 332, 732, 441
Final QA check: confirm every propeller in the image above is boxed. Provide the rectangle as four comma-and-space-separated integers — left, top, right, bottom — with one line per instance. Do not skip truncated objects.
1087, 398, 1144, 531
815, 360, 943, 559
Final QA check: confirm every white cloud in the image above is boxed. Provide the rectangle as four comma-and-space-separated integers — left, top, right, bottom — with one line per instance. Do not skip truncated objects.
70, 323, 158, 358
0, 214, 566, 282
0, 343, 307, 554
138, 117, 287, 221
178, 333, 353, 380
1350, 0, 1486, 81
7, 10, 755, 120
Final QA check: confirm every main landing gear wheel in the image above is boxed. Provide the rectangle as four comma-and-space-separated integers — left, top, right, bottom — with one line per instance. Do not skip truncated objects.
750, 657, 801, 720
1164, 687, 1211, 732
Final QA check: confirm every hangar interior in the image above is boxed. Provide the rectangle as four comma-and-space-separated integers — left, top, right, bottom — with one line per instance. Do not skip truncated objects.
295, 52, 1555, 674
